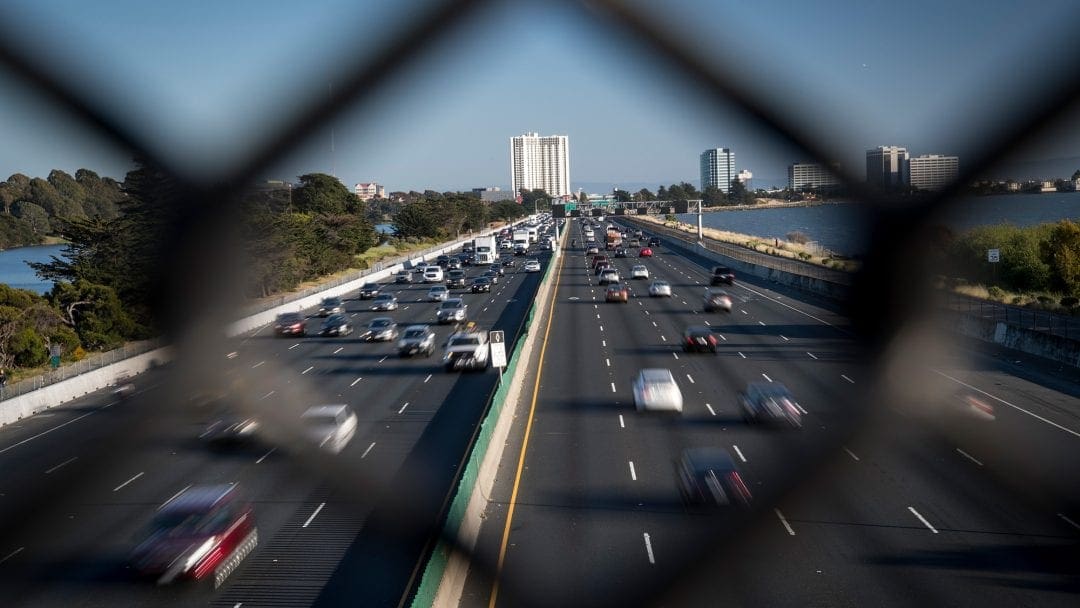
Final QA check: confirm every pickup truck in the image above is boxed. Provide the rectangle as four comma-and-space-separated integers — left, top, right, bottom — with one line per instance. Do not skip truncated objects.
442, 330, 489, 372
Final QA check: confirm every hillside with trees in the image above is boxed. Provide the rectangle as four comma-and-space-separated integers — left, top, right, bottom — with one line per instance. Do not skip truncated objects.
0, 170, 125, 248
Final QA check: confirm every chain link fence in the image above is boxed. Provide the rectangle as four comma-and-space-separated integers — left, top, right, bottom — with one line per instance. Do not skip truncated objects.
0, 339, 163, 402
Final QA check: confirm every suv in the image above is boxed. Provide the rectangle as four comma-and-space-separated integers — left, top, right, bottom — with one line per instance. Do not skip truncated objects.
358, 282, 381, 299
394, 270, 413, 284
446, 269, 467, 288
703, 288, 733, 313
442, 330, 489, 372
682, 326, 718, 353
648, 236, 660, 247
273, 312, 306, 337
318, 296, 343, 317
436, 298, 468, 324
397, 325, 436, 357
591, 254, 609, 270
423, 266, 445, 283
711, 265, 735, 285
738, 382, 803, 427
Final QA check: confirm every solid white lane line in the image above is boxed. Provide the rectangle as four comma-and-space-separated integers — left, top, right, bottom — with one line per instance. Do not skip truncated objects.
758, 321, 766, 326
956, 448, 983, 467
251, 361, 265, 369
350, 377, 362, 387
361, 442, 376, 459
611, 382, 617, 393
705, 403, 716, 416
289, 343, 300, 350
1058, 513, 1080, 531
0, 547, 25, 564
160, 485, 192, 509
113, 472, 144, 492
672, 353, 679, 360
301, 366, 314, 375
686, 374, 695, 384
256, 448, 276, 464
780, 335, 789, 341
260, 391, 275, 400
333, 347, 343, 354
424, 374, 433, 383
643, 533, 656, 564
398, 402, 410, 414
762, 373, 773, 383
843, 447, 860, 461
303, 502, 326, 528
932, 369, 1080, 439
45, 456, 78, 474
606, 358, 610, 367
629, 461, 637, 481
908, 507, 939, 533
807, 352, 818, 360
732, 445, 747, 463
738, 352, 746, 359
841, 374, 855, 384
775, 509, 795, 535
619, 414, 625, 429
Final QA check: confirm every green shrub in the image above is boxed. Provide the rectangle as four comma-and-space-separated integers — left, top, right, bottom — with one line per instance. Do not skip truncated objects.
987, 286, 1005, 301
10, 327, 47, 367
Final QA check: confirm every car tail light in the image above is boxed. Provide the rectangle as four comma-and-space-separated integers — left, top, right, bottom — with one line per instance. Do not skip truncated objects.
727, 472, 752, 503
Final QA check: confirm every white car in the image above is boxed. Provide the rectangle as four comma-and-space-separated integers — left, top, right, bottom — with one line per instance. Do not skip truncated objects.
301, 404, 357, 454
630, 265, 650, 280
632, 369, 684, 414
524, 259, 541, 273
649, 280, 672, 297
427, 285, 449, 302
598, 268, 620, 285
423, 267, 444, 283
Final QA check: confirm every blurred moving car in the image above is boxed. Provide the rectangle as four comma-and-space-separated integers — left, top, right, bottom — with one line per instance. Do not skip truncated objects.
632, 368, 684, 413
501, 257, 516, 268
446, 269, 467, 289
630, 264, 650, 279
682, 326, 718, 353
201, 413, 260, 446
605, 283, 630, 303
370, 294, 399, 311
482, 270, 500, 284
423, 266, 445, 283
397, 325, 436, 357
598, 268, 620, 285
394, 270, 413, 284
738, 382, 803, 427
648, 280, 672, 297
703, 288, 733, 313
676, 448, 752, 508
585, 242, 600, 254
443, 329, 490, 372
274, 312, 306, 337
648, 236, 660, 247
524, 259, 541, 273
319, 314, 353, 337
471, 277, 493, 293
427, 285, 450, 302
613, 247, 628, 258
301, 404, 358, 453
639, 247, 653, 257
437, 298, 468, 324
362, 317, 398, 341
358, 282, 381, 299
488, 263, 505, 276
317, 297, 344, 317
711, 265, 735, 285
130, 484, 258, 588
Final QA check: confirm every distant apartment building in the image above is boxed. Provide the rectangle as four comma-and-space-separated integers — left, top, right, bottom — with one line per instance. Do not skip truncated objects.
472, 187, 514, 203
865, 146, 910, 190
909, 154, 959, 191
700, 148, 736, 193
788, 163, 842, 190
736, 169, 753, 188
354, 182, 385, 200
510, 132, 570, 198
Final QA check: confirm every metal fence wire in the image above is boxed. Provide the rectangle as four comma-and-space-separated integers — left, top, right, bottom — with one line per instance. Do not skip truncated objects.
1, 1, 1079, 607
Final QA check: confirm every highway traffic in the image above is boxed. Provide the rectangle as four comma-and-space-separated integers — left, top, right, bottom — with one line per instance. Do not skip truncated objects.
459, 217, 1080, 608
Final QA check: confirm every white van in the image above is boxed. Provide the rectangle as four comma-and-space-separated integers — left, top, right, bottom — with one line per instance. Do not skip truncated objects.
423, 266, 445, 283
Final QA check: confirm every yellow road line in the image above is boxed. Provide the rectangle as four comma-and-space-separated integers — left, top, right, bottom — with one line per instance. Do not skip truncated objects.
488, 251, 565, 608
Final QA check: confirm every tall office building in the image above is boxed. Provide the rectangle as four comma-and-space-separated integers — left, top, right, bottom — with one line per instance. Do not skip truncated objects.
700, 148, 736, 193
510, 132, 570, 198
865, 146, 910, 189
909, 154, 959, 191
788, 163, 841, 190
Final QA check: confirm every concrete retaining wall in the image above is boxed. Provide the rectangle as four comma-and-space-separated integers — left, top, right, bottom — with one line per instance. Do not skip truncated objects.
953, 314, 1080, 367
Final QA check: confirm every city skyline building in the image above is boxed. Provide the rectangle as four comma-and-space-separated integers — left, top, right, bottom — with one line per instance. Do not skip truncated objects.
788, 162, 842, 190
865, 146, 910, 190
700, 148, 736, 193
510, 132, 570, 198
909, 154, 959, 191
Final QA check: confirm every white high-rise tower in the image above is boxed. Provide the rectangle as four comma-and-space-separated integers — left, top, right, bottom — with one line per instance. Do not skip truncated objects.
510, 132, 570, 198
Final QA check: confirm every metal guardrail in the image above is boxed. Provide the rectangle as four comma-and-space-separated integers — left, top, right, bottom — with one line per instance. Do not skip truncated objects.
0, 339, 162, 402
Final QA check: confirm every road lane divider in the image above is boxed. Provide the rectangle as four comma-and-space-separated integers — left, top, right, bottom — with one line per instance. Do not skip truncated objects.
113, 471, 144, 492
775, 509, 796, 536
908, 506, 939, 533
643, 533, 656, 564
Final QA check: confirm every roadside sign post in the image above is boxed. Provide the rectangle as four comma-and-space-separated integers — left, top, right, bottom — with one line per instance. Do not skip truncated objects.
49, 344, 62, 369
988, 248, 1000, 284
489, 330, 507, 382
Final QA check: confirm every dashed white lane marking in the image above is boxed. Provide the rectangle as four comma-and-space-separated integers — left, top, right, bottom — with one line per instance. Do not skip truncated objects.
686, 374, 695, 384
807, 352, 818, 360
932, 369, 1080, 439
602, 340, 607, 347
301, 366, 314, 375
705, 403, 716, 416
732, 445, 747, 462
252, 361, 265, 369
161, 485, 192, 510
762, 373, 773, 383
718, 334, 726, 341
350, 377, 363, 387
643, 533, 656, 564
651, 321, 658, 327
619, 414, 625, 429
738, 352, 746, 359
333, 347, 343, 354
600, 325, 604, 332
629, 461, 637, 481
1058, 513, 1080, 531
758, 321, 766, 326
113, 472, 144, 492
611, 382, 617, 393
672, 352, 679, 360
361, 442, 376, 459
704, 320, 710, 326
424, 374, 433, 383
956, 448, 983, 467
289, 343, 300, 350
45, 456, 78, 474
398, 402, 410, 414
261, 391, 275, 400
843, 447, 860, 461
606, 358, 611, 367
256, 448, 276, 464
379, 355, 388, 363
302, 502, 325, 528
660, 335, 667, 342
841, 374, 855, 384
780, 335, 789, 341
740, 309, 748, 315
908, 507, 939, 533
775, 509, 796, 535
0, 547, 25, 564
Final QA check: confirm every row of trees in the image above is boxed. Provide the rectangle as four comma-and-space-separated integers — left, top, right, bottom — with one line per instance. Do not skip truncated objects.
608, 181, 756, 207
393, 192, 529, 239
945, 220, 1080, 298
0, 170, 125, 248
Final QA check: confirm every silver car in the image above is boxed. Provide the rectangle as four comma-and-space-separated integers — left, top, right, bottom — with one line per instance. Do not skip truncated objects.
397, 325, 436, 357
436, 298, 468, 324
632, 368, 684, 414
428, 285, 449, 302
630, 265, 650, 280
371, 294, 399, 311
648, 280, 672, 297
301, 405, 357, 454
362, 317, 398, 341
598, 268, 620, 285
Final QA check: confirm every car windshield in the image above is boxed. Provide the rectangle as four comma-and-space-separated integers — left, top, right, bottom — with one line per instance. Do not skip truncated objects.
430, 286, 446, 293
325, 315, 345, 324
404, 329, 427, 339
375, 295, 392, 301
322, 298, 340, 306
363, 283, 378, 288
278, 314, 302, 323
440, 301, 462, 309
449, 336, 480, 347
151, 509, 222, 537
370, 319, 391, 328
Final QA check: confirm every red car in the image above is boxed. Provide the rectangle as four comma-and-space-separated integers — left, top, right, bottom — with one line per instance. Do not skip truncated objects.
273, 312, 306, 337
639, 247, 653, 257
130, 484, 258, 588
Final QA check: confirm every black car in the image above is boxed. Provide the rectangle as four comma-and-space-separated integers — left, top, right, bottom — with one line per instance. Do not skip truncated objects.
471, 277, 492, 293
738, 382, 803, 427
711, 265, 735, 285
682, 326, 718, 353
319, 314, 353, 337
273, 312, 306, 337
614, 248, 628, 258
514, 245, 528, 256
676, 448, 752, 508
446, 269, 467, 288
482, 270, 500, 284
358, 282, 381, 299
447, 257, 463, 270
501, 257, 516, 267
489, 263, 505, 276
436, 255, 451, 268
648, 236, 661, 247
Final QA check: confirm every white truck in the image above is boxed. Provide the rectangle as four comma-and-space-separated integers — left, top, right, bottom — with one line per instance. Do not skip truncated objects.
512, 229, 530, 250
442, 329, 489, 372
526, 225, 538, 244
473, 235, 497, 265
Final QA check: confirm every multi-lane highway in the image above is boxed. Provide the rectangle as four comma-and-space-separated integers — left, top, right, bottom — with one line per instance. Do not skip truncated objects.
459, 218, 1080, 607
0, 241, 554, 608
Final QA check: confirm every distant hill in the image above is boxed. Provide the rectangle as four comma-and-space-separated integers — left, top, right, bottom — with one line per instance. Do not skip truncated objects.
573, 176, 790, 194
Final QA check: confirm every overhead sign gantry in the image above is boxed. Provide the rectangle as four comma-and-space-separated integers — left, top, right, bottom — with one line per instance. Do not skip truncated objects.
551, 200, 693, 218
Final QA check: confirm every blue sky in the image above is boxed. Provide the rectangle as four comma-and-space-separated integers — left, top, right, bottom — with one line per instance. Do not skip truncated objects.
1, 0, 1079, 192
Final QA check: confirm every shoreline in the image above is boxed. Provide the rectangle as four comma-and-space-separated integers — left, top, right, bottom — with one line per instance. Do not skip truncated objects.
696, 198, 851, 212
